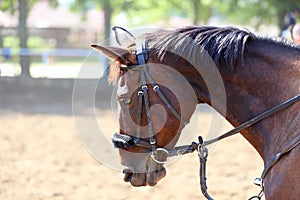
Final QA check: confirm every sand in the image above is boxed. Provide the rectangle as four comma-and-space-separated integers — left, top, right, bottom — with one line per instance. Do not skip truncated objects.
0, 79, 263, 200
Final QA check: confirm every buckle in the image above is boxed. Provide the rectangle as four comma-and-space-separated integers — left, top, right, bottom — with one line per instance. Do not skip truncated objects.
142, 85, 148, 90
151, 148, 169, 164
150, 138, 156, 145
153, 85, 159, 92
253, 178, 263, 188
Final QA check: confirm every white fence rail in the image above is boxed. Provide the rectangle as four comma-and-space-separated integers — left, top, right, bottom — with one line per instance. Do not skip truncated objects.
0, 48, 106, 79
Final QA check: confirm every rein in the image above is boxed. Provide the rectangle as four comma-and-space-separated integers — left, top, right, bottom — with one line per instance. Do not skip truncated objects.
111, 40, 300, 200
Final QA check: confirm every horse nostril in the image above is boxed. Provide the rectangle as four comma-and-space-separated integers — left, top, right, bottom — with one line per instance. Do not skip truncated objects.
123, 169, 133, 182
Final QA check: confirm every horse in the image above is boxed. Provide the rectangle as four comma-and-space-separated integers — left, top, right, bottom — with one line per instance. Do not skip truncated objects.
92, 26, 300, 199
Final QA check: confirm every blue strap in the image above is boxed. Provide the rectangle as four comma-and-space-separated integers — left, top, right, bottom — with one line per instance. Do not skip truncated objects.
136, 39, 149, 64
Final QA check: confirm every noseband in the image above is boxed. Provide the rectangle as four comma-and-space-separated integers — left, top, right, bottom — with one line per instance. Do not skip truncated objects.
111, 40, 300, 200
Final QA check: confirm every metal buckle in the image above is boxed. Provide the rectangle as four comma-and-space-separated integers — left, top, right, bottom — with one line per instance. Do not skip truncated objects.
149, 138, 156, 145
120, 64, 128, 70
151, 148, 169, 164
142, 85, 148, 91
153, 85, 159, 92
253, 178, 263, 187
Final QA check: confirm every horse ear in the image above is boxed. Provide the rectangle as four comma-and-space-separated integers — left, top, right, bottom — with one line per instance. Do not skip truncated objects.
91, 44, 132, 65
112, 26, 136, 47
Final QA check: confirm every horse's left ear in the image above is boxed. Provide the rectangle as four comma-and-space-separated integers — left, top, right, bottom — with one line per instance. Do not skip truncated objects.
91, 44, 134, 65
112, 26, 136, 47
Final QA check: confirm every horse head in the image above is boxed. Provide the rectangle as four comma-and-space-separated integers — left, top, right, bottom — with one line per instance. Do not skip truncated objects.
92, 34, 198, 186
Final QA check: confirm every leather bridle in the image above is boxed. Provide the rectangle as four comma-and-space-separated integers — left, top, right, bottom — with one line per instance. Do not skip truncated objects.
113, 39, 190, 164
111, 40, 300, 200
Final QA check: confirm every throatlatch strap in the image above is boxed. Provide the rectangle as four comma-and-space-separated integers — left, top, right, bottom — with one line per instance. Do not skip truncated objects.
144, 71, 189, 126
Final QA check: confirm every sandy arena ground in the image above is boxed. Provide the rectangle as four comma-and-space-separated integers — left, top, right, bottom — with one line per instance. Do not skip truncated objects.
0, 79, 263, 200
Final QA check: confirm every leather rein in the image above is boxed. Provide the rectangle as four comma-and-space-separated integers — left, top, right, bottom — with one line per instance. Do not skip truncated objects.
111, 40, 300, 200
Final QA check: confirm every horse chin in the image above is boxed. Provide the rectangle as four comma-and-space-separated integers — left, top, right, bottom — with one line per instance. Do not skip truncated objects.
146, 167, 167, 186
123, 167, 166, 187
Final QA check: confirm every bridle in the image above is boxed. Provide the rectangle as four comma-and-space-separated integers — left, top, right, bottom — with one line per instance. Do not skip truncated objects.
111, 40, 300, 200
112, 39, 190, 164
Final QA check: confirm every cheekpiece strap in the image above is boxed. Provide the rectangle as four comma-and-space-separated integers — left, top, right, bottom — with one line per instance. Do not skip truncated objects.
136, 39, 149, 65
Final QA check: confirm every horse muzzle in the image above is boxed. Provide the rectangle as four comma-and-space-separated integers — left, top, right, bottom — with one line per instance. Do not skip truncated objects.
123, 167, 166, 186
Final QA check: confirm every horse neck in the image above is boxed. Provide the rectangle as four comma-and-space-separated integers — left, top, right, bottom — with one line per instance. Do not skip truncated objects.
213, 39, 300, 161
223, 41, 300, 160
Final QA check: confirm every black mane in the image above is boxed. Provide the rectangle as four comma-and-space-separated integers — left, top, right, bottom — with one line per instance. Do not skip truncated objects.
148, 26, 256, 68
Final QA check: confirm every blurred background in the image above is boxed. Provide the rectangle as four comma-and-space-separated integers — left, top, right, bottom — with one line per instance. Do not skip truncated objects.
0, 0, 299, 78
0, 1, 299, 200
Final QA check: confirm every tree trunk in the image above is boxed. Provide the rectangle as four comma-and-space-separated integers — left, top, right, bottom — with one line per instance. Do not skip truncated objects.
103, 0, 112, 45
18, 0, 31, 78
0, 29, 3, 49
192, 0, 200, 25
102, 0, 112, 79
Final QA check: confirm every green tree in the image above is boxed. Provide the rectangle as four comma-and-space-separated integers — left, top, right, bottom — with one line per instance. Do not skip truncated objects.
123, 0, 300, 32
71, 0, 300, 40
71, 0, 115, 45
71, 0, 213, 43
268, 0, 300, 31
0, 0, 58, 78
111, 0, 215, 27
217, 0, 300, 31
170, 0, 215, 25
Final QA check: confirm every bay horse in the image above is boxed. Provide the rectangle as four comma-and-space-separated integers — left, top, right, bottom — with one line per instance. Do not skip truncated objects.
92, 26, 300, 199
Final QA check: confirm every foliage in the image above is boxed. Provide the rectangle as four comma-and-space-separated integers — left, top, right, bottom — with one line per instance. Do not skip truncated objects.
0, 0, 58, 78
216, 0, 300, 29
70, 0, 300, 31
0, 0, 58, 14
4, 36, 53, 49
166, 0, 216, 25
112, 0, 216, 26
70, 0, 120, 19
